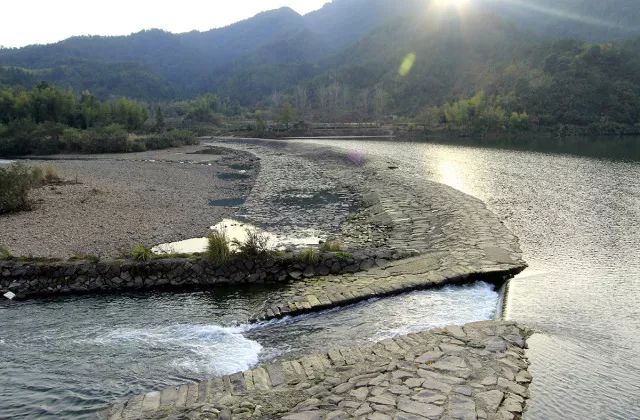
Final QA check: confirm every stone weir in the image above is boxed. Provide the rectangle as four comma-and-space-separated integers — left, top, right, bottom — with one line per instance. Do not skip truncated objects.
2, 138, 526, 303
104, 321, 533, 420
211, 139, 527, 322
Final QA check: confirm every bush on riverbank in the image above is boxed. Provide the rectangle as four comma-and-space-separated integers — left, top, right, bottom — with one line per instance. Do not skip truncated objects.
0, 85, 200, 156
234, 229, 270, 257
0, 163, 42, 214
0, 246, 12, 260
205, 230, 231, 265
0, 124, 199, 156
130, 244, 153, 262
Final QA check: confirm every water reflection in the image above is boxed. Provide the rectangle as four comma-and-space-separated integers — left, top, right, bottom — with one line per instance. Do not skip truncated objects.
423, 134, 640, 162
437, 161, 465, 191
304, 136, 640, 419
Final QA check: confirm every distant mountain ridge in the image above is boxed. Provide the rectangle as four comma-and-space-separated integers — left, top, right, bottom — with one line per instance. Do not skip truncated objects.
0, 0, 639, 105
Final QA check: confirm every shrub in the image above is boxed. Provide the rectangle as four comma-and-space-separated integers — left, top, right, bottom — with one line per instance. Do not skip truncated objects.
321, 240, 343, 252
130, 244, 153, 262
61, 127, 86, 153
205, 230, 231, 265
142, 129, 197, 150
44, 166, 61, 183
334, 251, 353, 262
84, 124, 129, 153
30, 166, 44, 185
298, 248, 319, 265
0, 163, 38, 214
0, 245, 12, 260
234, 229, 270, 257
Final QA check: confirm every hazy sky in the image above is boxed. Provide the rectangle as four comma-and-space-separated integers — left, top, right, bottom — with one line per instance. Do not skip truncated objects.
0, 0, 330, 48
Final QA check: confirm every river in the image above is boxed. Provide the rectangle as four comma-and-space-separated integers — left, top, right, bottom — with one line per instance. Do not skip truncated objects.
302, 136, 640, 420
1, 136, 638, 419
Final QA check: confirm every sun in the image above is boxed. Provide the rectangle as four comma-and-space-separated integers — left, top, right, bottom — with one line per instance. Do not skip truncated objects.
431, 0, 470, 10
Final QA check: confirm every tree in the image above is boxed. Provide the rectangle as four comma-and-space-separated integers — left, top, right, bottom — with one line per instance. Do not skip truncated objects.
255, 113, 267, 135
278, 102, 297, 129
293, 86, 308, 117
155, 106, 165, 130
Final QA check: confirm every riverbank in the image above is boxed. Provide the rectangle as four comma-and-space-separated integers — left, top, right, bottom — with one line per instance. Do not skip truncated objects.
106, 320, 532, 419
1, 138, 525, 302
0, 145, 258, 259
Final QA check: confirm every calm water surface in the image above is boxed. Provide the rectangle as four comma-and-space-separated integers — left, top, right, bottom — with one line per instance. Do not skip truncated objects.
304, 136, 640, 420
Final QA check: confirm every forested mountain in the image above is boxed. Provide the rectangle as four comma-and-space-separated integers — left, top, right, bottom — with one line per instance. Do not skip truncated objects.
0, 7, 324, 99
297, 8, 640, 127
304, 0, 423, 51
0, 0, 639, 129
477, 0, 640, 41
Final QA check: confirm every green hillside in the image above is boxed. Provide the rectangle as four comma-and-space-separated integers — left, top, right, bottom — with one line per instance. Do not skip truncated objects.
0, 0, 639, 132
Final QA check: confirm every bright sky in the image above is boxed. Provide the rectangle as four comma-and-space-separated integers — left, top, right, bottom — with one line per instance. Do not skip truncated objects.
0, 0, 330, 48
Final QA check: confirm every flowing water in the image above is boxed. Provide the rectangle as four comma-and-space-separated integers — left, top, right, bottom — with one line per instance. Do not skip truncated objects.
0, 283, 498, 418
303, 136, 640, 420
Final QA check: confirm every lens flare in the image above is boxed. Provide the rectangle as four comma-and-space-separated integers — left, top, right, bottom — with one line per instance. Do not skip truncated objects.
431, 0, 470, 10
398, 53, 417, 77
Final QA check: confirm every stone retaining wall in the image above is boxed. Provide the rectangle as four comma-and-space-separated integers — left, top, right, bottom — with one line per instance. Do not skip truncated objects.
0, 248, 414, 300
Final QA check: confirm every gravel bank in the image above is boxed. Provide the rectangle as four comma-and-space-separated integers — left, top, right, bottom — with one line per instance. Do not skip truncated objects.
0, 145, 258, 258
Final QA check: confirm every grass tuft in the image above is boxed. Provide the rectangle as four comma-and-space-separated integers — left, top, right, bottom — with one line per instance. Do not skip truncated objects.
334, 251, 353, 262
44, 166, 61, 183
298, 248, 319, 265
0, 245, 13, 260
205, 230, 231, 265
0, 163, 39, 213
234, 229, 270, 257
321, 240, 343, 252
130, 244, 153, 262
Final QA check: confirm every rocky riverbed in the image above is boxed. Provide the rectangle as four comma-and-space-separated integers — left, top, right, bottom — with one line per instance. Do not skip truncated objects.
0, 146, 258, 259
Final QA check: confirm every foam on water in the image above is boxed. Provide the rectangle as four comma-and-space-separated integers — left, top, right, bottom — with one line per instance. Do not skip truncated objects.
0, 281, 500, 418
370, 281, 499, 340
153, 218, 323, 254
248, 282, 500, 359
91, 324, 262, 376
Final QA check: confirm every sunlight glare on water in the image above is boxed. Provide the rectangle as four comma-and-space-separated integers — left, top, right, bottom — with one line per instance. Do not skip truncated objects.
304, 137, 640, 419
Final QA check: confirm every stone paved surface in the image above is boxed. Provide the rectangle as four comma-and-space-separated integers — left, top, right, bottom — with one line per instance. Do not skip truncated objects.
208, 139, 526, 321
104, 321, 531, 420
220, 139, 362, 239
103, 139, 530, 419
250, 256, 522, 322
